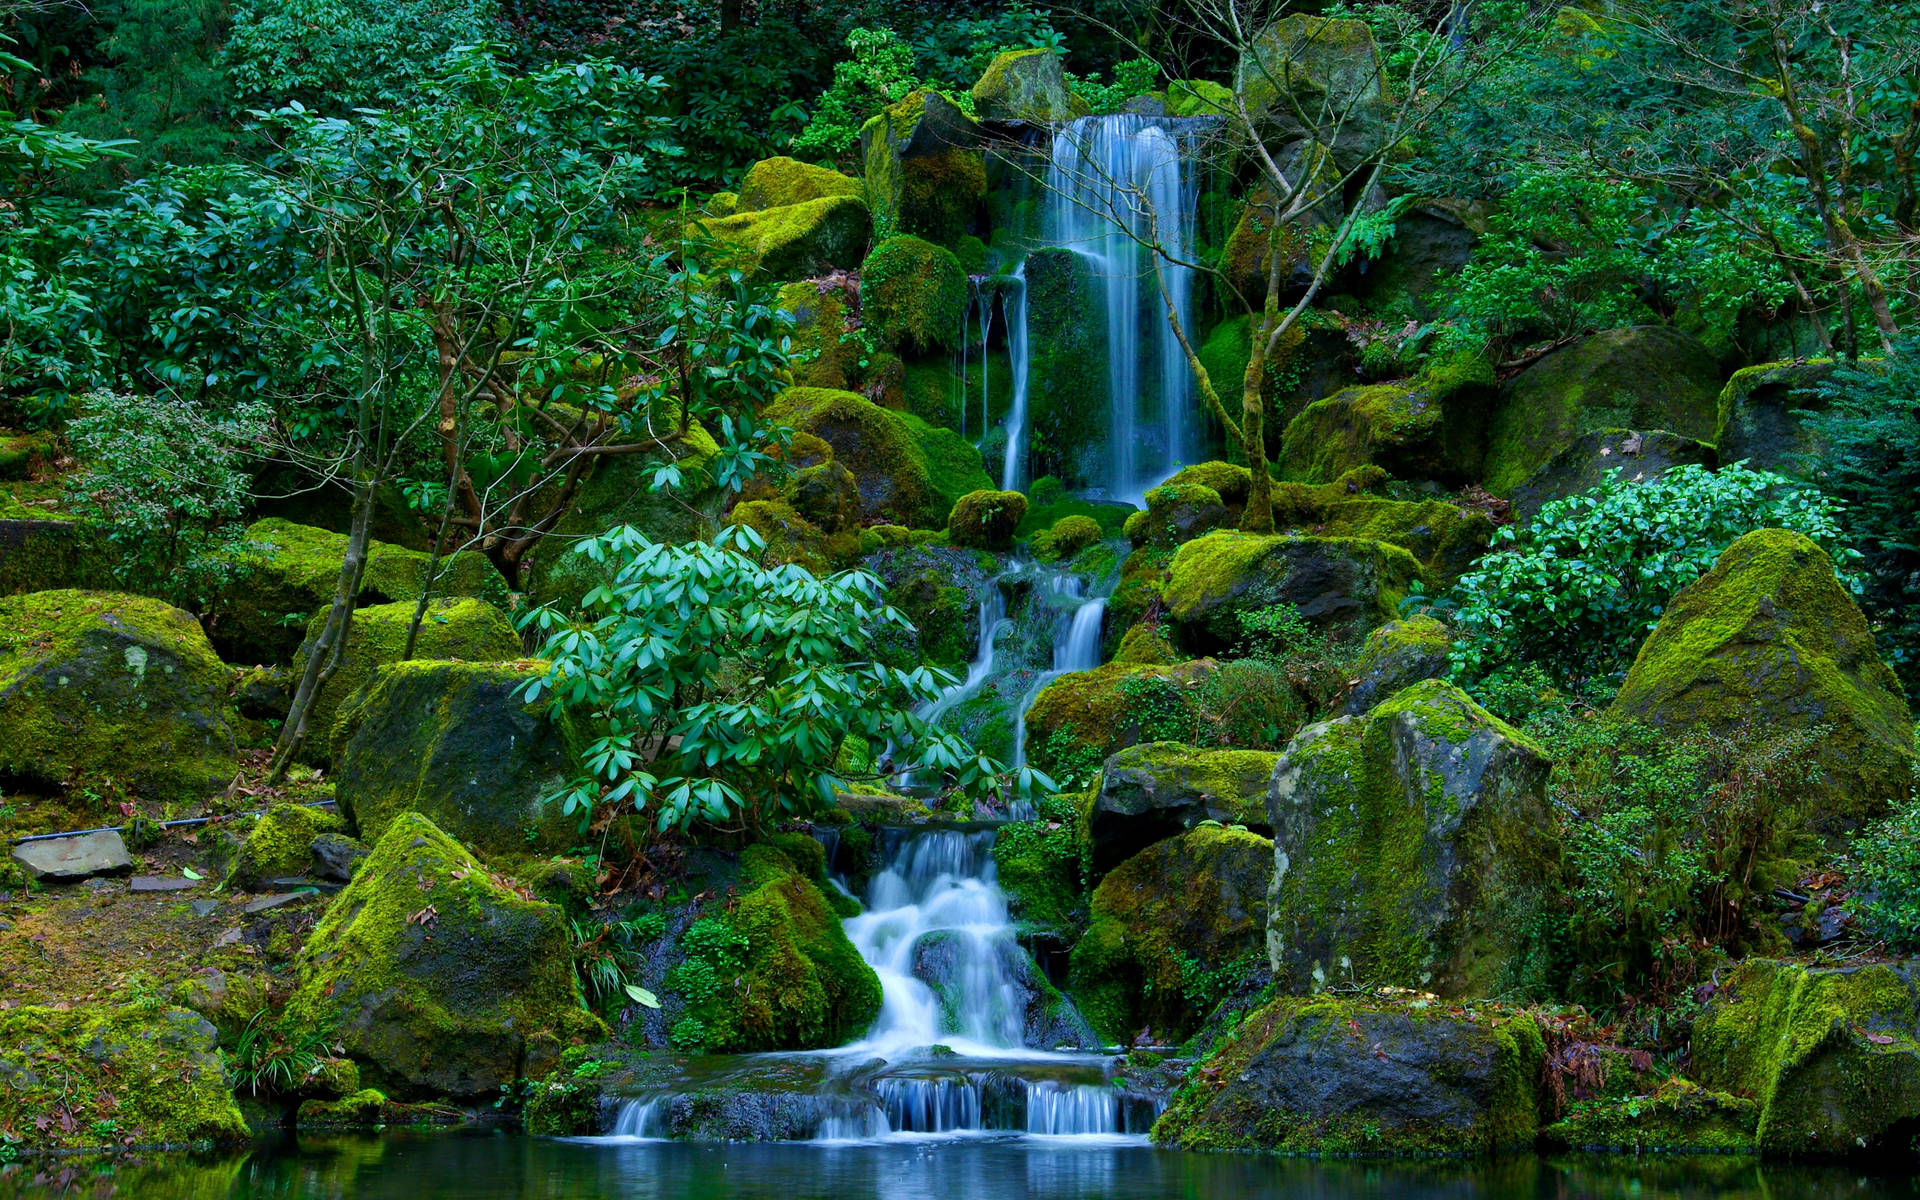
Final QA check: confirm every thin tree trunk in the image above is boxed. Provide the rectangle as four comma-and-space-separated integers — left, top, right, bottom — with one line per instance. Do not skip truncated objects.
1241, 316, 1274, 532
269, 474, 377, 782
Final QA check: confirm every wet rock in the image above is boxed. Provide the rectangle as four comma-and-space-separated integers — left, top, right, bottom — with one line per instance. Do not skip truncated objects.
909, 930, 1097, 1050
1088, 742, 1278, 876
971, 49, 1084, 123
1336, 616, 1450, 716
11, 831, 132, 882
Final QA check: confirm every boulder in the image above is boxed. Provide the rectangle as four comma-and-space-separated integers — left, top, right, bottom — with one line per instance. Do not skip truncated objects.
1021, 659, 1219, 776
0, 512, 115, 596
1069, 826, 1273, 1043
0, 1004, 248, 1152
1356, 201, 1482, 318
0, 590, 235, 805
1023, 247, 1110, 487
1715, 359, 1838, 477
331, 660, 589, 854
970, 49, 1084, 123
1088, 742, 1279, 876
1482, 326, 1723, 496
9, 830, 132, 882
860, 91, 986, 247
1307, 498, 1493, 586
1123, 483, 1230, 548
765, 387, 991, 528
1507, 427, 1717, 522
1540, 1079, 1757, 1154
1162, 531, 1422, 653
777, 280, 860, 391
859, 235, 969, 354
734, 156, 862, 213
1151, 994, 1545, 1154
1268, 679, 1558, 996
1035, 514, 1103, 561
290, 596, 524, 765
1692, 959, 1920, 1158
1611, 529, 1915, 829
310, 831, 371, 883
946, 489, 1028, 550
1235, 16, 1388, 165
1167, 79, 1233, 117
1337, 615, 1451, 716
226, 803, 349, 890
1217, 145, 1340, 304
693, 194, 872, 280
1277, 355, 1497, 484
286, 813, 604, 1099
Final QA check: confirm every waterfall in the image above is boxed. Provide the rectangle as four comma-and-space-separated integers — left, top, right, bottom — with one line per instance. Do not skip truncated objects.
1012, 574, 1109, 771
1000, 269, 1029, 492
1032, 114, 1206, 501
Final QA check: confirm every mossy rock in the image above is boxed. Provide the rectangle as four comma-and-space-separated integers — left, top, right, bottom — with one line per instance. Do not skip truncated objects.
970, 48, 1086, 122
0, 513, 118, 597
0, 430, 56, 481
1337, 615, 1450, 716
1507, 427, 1717, 523
1217, 152, 1339, 306
1309, 498, 1494, 587
1277, 354, 1497, 485
0, 590, 236, 806
1268, 679, 1558, 997
1235, 15, 1388, 166
1482, 326, 1723, 496
1611, 528, 1915, 830
860, 91, 986, 247
947, 489, 1028, 550
290, 597, 522, 766
1022, 659, 1217, 776
217, 518, 507, 665
692, 194, 872, 280
1540, 1078, 1757, 1154
1167, 78, 1233, 117
864, 544, 996, 671
766, 386, 991, 528
1162, 461, 1252, 507
1126, 483, 1230, 548
228, 802, 348, 889
777, 280, 861, 391
1714, 358, 1839, 478
1068, 825, 1273, 1044
1162, 531, 1421, 653
1151, 993, 1545, 1154
1088, 742, 1278, 876
993, 799, 1086, 939
1024, 247, 1110, 487
287, 813, 603, 1099
1113, 622, 1177, 665
331, 660, 589, 855
0, 1004, 248, 1152
735, 156, 862, 213
1691, 959, 1920, 1158
1033, 514, 1104, 561
860, 235, 969, 354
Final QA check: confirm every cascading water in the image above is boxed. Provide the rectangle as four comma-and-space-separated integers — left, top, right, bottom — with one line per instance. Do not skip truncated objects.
1012, 574, 1110, 772
999, 268, 1029, 491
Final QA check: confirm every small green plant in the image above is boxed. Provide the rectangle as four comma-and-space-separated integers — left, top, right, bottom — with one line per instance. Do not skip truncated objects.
1848, 789, 1920, 951
226, 1008, 338, 1096
668, 1016, 710, 1050
570, 916, 662, 1012
791, 28, 920, 158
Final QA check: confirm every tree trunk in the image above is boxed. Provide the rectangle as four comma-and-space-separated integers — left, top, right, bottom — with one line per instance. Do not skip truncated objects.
268, 474, 377, 782
1240, 316, 1274, 532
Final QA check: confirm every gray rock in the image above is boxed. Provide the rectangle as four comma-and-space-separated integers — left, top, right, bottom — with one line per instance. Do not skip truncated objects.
310, 832, 371, 882
1337, 616, 1451, 716
11, 831, 132, 882
130, 875, 200, 892
1508, 428, 1717, 522
1088, 742, 1278, 876
243, 891, 313, 914
190, 899, 221, 917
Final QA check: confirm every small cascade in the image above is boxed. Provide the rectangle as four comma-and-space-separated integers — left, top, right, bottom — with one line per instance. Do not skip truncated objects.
914, 590, 1010, 736
1012, 574, 1110, 771
1025, 1082, 1128, 1136
999, 268, 1029, 491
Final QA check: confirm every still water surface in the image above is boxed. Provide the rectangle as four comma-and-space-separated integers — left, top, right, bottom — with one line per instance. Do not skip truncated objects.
2, 1133, 1916, 1200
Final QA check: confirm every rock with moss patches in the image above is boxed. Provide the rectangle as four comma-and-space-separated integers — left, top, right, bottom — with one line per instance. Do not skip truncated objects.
1337, 616, 1450, 716
1714, 359, 1838, 477
777, 281, 861, 391
287, 813, 604, 1099
1612, 529, 1915, 830
993, 799, 1085, 939
0, 1004, 248, 1152
860, 236, 969, 354
766, 387, 991, 528
1692, 959, 1920, 1159
1507, 427, 1717, 522
1236, 16, 1388, 165
1167, 78, 1233, 116
1540, 1079, 1757, 1154
694, 195, 872, 280
1068, 826, 1273, 1044
864, 544, 995, 671
1022, 659, 1218, 776
1151, 993, 1546, 1154
947, 489, 1029, 549
290, 597, 523, 766
861, 91, 986, 247
734, 157, 861, 213
0, 430, 55, 481
1113, 623, 1177, 665
1035, 514, 1104, 561
1218, 152, 1340, 305
1268, 679, 1558, 997
1162, 531, 1421, 653
0, 511, 118, 597
1024, 248, 1110, 487
1125, 483, 1230, 548
1278, 355, 1497, 485
332, 660, 589, 855
970, 49, 1085, 123
1309, 498, 1493, 587
218, 518, 507, 665
1089, 743, 1279, 876
1482, 326, 1723, 496
228, 803, 349, 889
0, 590, 235, 806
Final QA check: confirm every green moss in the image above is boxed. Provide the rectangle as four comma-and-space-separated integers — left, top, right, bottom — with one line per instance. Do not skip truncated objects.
767, 386, 991, 528
0, 589, 236, 805
1311, 498, 1494, 587
1166, 78, 1233, 117
947, 489, 1028, 549
692, 194, 873, 280
993, 795, 1085, 938
1277, 354, 1495, 484
735, 156, 861, 213
861, 236, 969, 354
1113, 622, 1178, 665
1023, 248, 1110, 487
228, 803, 347, 888
1161, 531, 1421, 650
1022, 659, 1223, 775
1032, 514, 1103, 561
1541, 1079, 1758, 1153
860, 91, 985, 246
0, 1004, 249, 1152
777, 281, 860, 391
1130, 483, 1229, 548
1162, 461, 1252, 506
969, 48, 1083, 122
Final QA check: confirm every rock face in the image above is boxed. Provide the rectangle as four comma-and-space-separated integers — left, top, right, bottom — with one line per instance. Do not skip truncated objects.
765, 387, 991, 529
1267, 679, 1558, 997
1069, 826, 1273, 1043
693, 194, 872, 279
0, 590, 235, 805
1611, 529, 1915, 829
1162, 531, 1421, 653
1483, 326, 1723, 496
0, 1004, 249, 1151
1088, 743, 1279, 876
10, 830, 132, 882
971, 49, 1083, 123
1692, 959, 1920, 1158
1337, 615, 1451, 716
332, 660, 588, 854
287, 813, 603, 1099
1507, 427, 1717, 521
1277, 356, 1497, 485
1714, 359, 1838, 477
1024, 248, 1111, 487
860, 91, 985, 247
291, 596, 523, 765
1152, 995, 1545, 1154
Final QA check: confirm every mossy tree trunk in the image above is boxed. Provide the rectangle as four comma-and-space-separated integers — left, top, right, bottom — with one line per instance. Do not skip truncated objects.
270, 475, 376, 781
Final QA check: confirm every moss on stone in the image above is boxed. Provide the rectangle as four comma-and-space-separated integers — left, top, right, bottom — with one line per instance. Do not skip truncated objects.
692, 194, 873, 280
1161, 531, 1421, 651
947, 488, 1028, 549
860, 91, 986, 247
1113, 622, 1178, 665
228, 803, 348, 889
1032, 513, 1104, 562
992, 795, 1086, 939
1311, 498, 1494, 587
860, 235, 970, 354
777, 280, 861, 391
1023, 247, 1110, 486
1339, 614, 1450, 715
1022, 659, 1220, 775
1163, 461, 1253, 506
1166, 78, 1233, 117
1540, 1078, 1757, 1153
970, 48, 1085, 122
1129, 483, 1230, 548
767, 386, 991, 528
1277, 354, 1495, 485
1236, 15, 1387, 158
735, 156, 862, 213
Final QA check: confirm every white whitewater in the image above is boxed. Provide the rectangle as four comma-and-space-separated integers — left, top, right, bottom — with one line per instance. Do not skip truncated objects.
1012, 574, 1108, 771
999, 269, 1029, 491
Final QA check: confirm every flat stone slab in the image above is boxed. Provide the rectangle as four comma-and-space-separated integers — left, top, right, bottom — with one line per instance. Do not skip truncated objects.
243, 891, 315, 915
131, 875, 201, 893
10, 832, 132, 882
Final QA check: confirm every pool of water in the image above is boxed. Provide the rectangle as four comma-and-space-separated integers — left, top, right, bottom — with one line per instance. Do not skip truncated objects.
1, 1133, 1914, 1200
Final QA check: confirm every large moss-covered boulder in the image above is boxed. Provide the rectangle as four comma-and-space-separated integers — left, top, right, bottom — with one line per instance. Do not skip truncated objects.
1024, 247, 1110, 487
291, 597, 523, 765
1162, 531, 1421, 653
1308, 498, 1493, 586
1337, 615, 1450, 716
1235, 16, 1388, 165
1022, 659, 1217, 776
765, 387, 991, 528
1152, 994, 1545, 1154
227, 802, 349, 889
734, 156, 861, 213
1268, 679, 1557, 997
860, 235, 968, 354
1123, 483, 1230, 548
777, 280, 860, 391
1088, 743, 1278, 876
1068, 826, 1273, 1043
0, 590, 235, 805
860, 91, 986, 247
694, 194, 872, 280
1692, 959, 1920, 1158
287, 813, 604, 1099
1277, 355, 1497, 484
0, 1004, 249, 1151
1483, 326, 1722, 496
970, 48, 1084, 123
1217, 147, 1340, 304
217, 518, 506, 665
0, 510, 117, 596
1507, 427, 1717, 522
1715, 359, 1838, 477
946, 488, 1028, 549
331, 661, 588, 855
1611, 529, 1915, 829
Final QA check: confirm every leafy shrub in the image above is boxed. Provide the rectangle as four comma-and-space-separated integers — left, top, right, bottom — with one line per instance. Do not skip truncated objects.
223, 0, 498, 112
226, 1007, 339, 1096
1068, 57, 1158, 115
1849, 789, 1920, 951
791, 28, 919, 160
1443, 464, 1852, 689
